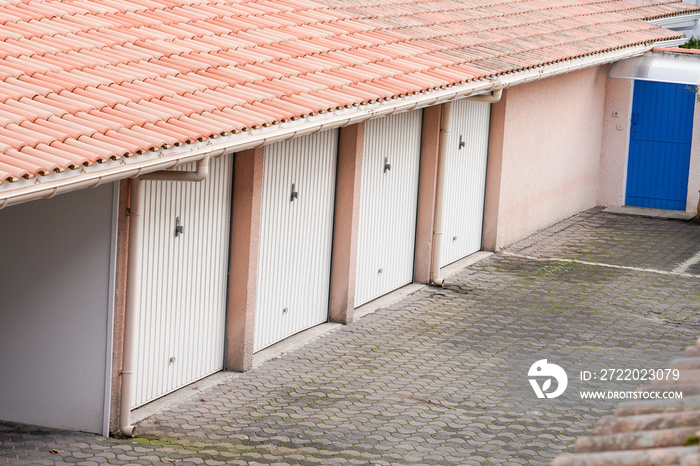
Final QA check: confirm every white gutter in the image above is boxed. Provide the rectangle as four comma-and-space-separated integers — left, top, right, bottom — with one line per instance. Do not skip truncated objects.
462, 87, 503, 103
649, 11, 700, 47
649, 12, 700, 29
654, 38, 690, 48
430, 87, 503, 286
0, 45, 652, 210
140, 154, 211, 182
119, 156, 212, 437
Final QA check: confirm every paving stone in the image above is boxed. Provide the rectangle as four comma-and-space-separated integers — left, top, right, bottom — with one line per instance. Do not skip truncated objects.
2, 209, 700, 464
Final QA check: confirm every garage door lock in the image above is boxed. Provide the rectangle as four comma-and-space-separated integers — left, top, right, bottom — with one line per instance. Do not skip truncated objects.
175, 217, 184, 237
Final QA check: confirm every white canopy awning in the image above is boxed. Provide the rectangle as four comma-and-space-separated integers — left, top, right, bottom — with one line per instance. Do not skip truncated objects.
609, 53, 700, 85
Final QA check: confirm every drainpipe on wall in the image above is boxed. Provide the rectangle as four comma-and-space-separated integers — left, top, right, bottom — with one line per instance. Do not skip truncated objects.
430, 87, 503, 287
463, 88, 503, 104
140, 155, 211, 182
430, 101, 453, 287
120, 176, 141, 437
119, 154, 216, 437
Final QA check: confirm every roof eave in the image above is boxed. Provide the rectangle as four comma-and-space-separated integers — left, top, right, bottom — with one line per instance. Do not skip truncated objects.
0, 44, 653, 210
649, 12, 700, 29
654, 38, 690, 48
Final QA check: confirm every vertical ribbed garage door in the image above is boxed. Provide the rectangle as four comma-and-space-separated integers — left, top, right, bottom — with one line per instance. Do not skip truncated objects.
355, 110, 422, 306
440, 100, 490, 267
255, 130, 338, 352
134, 154, 233, 408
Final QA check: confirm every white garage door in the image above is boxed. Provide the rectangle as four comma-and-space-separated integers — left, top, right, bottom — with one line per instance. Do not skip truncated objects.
134, 154, 233, 408
355, 110, 422, 306
255, 130, 338, 352
440, 100, 490, 267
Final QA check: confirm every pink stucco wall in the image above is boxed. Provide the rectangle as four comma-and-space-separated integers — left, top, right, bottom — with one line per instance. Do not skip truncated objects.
598, 74, 633, 207
485, 66, 609, 250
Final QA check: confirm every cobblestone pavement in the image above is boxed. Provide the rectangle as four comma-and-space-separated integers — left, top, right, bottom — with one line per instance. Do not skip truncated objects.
3, 209, 700, 465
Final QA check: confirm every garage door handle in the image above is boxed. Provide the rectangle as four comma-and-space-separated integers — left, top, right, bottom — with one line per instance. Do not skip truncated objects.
175, 216, 184, 237
384, 157, 391, 173
290, 183, 298, 201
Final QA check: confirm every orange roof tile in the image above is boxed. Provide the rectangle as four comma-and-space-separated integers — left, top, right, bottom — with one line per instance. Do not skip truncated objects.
0, 0, 698, 184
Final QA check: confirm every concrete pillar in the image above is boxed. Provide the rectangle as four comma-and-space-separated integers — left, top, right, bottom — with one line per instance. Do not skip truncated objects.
414, 105, 442, 284
482, 91, 507, 252
329, 123, 365, 324
109, 179, 131, 434
226, 147, 264, 372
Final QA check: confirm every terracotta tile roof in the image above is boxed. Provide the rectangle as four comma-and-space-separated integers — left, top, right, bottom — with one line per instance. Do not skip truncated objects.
553, 338, 700, 466
0, 0, 697, 185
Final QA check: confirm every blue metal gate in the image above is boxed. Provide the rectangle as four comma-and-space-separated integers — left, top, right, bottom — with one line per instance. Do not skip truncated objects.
626, 80, 695, 210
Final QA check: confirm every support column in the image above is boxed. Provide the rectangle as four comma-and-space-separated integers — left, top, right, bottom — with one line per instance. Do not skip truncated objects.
109, 179, 131, 434
414, 105, 442, 284
329, 122, 365, 324
482, 90, 507, 251
226, 147, 264, 372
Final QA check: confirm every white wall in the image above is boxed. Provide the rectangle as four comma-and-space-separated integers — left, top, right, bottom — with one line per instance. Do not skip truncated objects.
0, 184, 116, 435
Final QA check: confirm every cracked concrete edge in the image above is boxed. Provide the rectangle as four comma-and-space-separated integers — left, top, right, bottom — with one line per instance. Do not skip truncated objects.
440, 251, 494, 280
129, 250, 493, 428
131, 371, 241, 425
354, 283, 426, 320
603, 206, 696, 221
252, 322, 343, 367
353, 252, 493, 319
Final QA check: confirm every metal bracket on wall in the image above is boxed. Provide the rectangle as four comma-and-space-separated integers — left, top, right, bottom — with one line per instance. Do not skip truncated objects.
384, 157, 391, 173
175, 216, 184, 237
290, 183, 298, 201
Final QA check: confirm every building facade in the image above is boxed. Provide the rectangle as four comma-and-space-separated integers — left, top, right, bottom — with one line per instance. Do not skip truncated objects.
0, 0, 698, 436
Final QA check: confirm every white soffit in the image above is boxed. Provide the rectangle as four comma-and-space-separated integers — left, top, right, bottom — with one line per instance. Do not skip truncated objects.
610, 53, 700, 85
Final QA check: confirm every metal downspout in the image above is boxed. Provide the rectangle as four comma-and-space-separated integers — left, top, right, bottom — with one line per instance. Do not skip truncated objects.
464, 88, 503, 104
120, 177, 141, 437
140, 154, 212, 182
119, 155, 213, 437
430, 101, 453, 287
430, 88, 502, 286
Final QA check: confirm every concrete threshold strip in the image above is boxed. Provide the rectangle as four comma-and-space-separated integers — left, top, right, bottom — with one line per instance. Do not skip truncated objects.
603, 206, 696, 221
502, 251, 700, 279
130, 251, 493, 426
